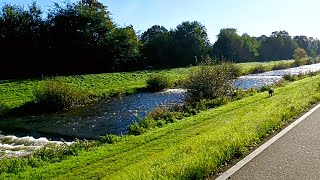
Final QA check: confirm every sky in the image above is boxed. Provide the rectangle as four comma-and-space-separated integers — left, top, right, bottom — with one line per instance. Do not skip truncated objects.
2, 0, 320, 43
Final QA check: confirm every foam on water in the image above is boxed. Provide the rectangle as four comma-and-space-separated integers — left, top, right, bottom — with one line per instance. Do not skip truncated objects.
0, 132, 71, 159
162, 88, 187, 93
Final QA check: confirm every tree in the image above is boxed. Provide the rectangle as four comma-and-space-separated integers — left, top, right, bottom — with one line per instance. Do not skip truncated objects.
141, 25, 168, 43
293, 36, 320, 57
0, 3, 48, 79
48, 0, 115, 49
259, 30, 298, 61
141, 25, 172, 67
212, 28, 239, 61
171, 21, 210, 66
211, 29, 259, 62
110, 26, 141, 70
0, 3, 45, 48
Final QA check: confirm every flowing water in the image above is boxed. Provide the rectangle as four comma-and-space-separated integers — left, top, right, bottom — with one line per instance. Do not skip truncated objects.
2, 63, 320, 158
0, 89, 185, 158
233, 63, 320, 89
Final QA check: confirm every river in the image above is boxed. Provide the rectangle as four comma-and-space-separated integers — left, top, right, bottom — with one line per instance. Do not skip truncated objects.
1, 63, 320, 158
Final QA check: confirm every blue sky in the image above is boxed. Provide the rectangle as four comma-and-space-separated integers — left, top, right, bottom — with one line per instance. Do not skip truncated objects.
2, 0, 320, 43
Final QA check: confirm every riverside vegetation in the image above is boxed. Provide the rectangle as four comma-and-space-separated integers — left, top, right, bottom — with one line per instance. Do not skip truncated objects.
2, 59, 314, 117
1, 60, 320, 179
2, 1, 320, 179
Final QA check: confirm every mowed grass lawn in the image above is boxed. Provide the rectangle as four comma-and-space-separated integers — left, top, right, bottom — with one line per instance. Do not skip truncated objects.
0, 60, 293, 111
2, 70, 320, 179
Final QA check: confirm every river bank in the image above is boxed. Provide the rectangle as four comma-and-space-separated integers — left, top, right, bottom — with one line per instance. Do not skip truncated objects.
2, 68, 320, 179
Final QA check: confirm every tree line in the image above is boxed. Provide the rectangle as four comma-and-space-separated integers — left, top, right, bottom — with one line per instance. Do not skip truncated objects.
1, 0, 320, 79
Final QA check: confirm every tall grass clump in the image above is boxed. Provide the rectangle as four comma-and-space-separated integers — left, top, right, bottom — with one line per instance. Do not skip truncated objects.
184, 61, 239, 102
146, 74, 173, 92
33, 80, 93, 111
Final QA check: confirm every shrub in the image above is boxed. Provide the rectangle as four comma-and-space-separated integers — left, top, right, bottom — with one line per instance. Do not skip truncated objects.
229, 64, 242, 77
184, 62, 237, 102
294, 48, 308, 61
259, 85, 271, 92
146, 74, 172, 92
33, 80, 92, 111
249, 64, 268, 74
293, 58, 308, 67
272, 62, 292, 70
98, 134, 120, 145
231, 88, 257, 100
283, 74, 295, 81
128, 122, 147, 135
173, 78, 188, 88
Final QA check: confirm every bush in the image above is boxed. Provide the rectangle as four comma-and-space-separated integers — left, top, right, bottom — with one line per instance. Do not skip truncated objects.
33, 80, 92, 111
98, 134, 121, 145
184, 62, 237, 102
128, 121, 148, 135
293, 58, 308, 67
229, 64, 242, 77
272, 62, 292, 70
146, 74, 172, 92
249, 64, 269, 74
294, 48, 308, 61
173, 78, 188, 88
283, 74, 298, 81
231, 88, 257, 100
259, 85, 271, 92
306, 57, 320, 65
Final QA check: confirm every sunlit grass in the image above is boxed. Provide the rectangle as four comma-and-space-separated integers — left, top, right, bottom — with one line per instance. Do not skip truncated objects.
0, 68, 192, 112
0, 60, 293, 114
2, 72, 320, 179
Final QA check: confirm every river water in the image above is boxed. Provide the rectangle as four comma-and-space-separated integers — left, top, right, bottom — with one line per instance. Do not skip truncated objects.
233, 63, 320, 89
1, 63, 320, 158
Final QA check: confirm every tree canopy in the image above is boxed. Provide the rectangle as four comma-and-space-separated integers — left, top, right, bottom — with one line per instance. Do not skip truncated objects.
1, 1, 320, 79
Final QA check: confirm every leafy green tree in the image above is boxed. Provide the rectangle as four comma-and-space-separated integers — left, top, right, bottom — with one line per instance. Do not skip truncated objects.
141, 25, 172, 67
0, 3, 48, 79
293, 36, 320, 57
212, 29, 258, 62
259, 31, 298, 61
171, 21, 210, 66
110, 26, 141, 70
0, 3, 45, 48
48, 0, 114, 48
141, 25, 168, 44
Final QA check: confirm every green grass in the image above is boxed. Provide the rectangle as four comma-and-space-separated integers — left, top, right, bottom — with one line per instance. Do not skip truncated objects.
0, 68, 192, 111
2, 71, 320, 179
0, 60, 294, 114
237, 60, 294, 74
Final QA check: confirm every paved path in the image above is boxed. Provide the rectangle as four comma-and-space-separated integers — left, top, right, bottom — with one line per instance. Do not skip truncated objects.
216, 103, 320, 180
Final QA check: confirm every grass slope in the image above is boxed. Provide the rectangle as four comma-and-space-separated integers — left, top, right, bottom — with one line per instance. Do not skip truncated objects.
2, 70, 320, 179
